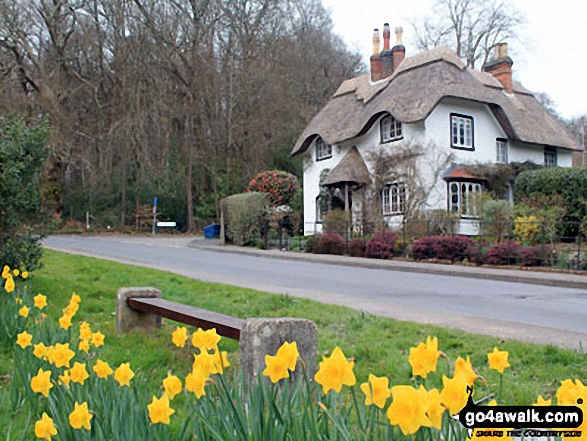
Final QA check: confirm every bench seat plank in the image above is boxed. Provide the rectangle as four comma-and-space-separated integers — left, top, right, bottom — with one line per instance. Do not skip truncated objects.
127, 297, 244, 340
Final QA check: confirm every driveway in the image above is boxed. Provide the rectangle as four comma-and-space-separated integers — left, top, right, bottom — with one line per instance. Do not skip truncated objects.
44, 235, 587, 348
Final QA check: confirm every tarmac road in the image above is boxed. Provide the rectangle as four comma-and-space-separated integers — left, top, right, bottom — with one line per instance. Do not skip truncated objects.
44, 235, 587, 348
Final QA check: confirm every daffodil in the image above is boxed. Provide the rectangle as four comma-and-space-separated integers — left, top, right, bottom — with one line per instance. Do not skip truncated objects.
114, 362, 134, 387
35, 412, 57, 440
454, 356, 477, 386
487, 347, 510, 374
163, 373, 182, 400
408, 336, 440, 378
1, 265, 10, 278
418, 386, 445, 430
33, 342, 48, 359
172, 326, 188, 348
386, 385, 431, 435
314, 347, 356, 394
91, 331, 105, 347
360, 374, 391, 408
4, 275, 15, 293
185, 367, 207, 398
69, 402, 93, 430
79, 322, 92, 340
148, 395, 175, 424
34, 294, 47, 309
13, 269, 19, 277
59, 370, 71, 388
59, 313, 72, 330
52, 343, 75, 368
78, 339, 89, 352
557, 379, 587, 405
440, 375, 469, 414
263, 353, 289, 383
19, 305, 29, 317
70, 362, 89, 385
31, 368, 53, 397
193, 350, 219, 378
93, 359, 113, 379
191, 328, 221, 352
22, 271, 28, 279
71, 293, 81, 304
276, 341, 299, 371
534, 395, 552, 406
16, 331, 32, 349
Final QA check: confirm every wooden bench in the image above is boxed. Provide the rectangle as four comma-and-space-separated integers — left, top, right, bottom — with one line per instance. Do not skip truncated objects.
116, 287, 317, 383
126, 297, 244, 340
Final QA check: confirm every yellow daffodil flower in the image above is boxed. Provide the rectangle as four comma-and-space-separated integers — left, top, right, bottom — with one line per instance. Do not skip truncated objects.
163, 373, 183, 400
386, 385, 432, 435
534, 395, 552, 406
59, 314, 72, 330
487, 347, 510, 374
1, 265, 10, 279
418, 386, 445, 430
91, 331, 105, 347
147, 395, 175, 424
185, 367, 207, 398
171, 326, 188, 348
34, 294, 47, 309
4, 275, 15, 293
69, 402, 93, 430
19, 305, 29, 317
440, 375, 469, 414
114, 362, 134, 387
78, 339, 90, 352
263, 353, 289, 383
35, 412, 57, 440
22, 271, 28, 279
93, 359, 114, 379
408, 336, 440, 378
276, 341, 299, 371
360, 374, 391, 408
59, 370, 71, 388
314, 347, 356, 394
191, 328, 221, 352
33, 342, 48, 359
557, 379, 587, 406
79, 322, 92, 340
454, 356, 477, 386
31, 368, 53, 397
12, 269, 19, 277
52, 343, 75, 368
70, 362, 89, 385
16, 331, 32, 349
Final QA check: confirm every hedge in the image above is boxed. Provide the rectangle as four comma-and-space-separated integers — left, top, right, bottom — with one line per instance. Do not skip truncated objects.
220, 192, 268, 246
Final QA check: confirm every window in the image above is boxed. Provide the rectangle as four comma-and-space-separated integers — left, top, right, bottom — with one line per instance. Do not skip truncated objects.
496, 139, 508, 164
450, 114, 474, 150
380, 115, 403, 143
448, 181, 482, 217
544, 147, 557, 167
381, 182, 407, 215
315, 137, 332, 161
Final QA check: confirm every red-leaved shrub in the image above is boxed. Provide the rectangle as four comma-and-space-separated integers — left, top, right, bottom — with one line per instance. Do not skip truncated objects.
484, 242, 521, 265
348, 238, 366, 257
365, 231, 398, 259
316, 233, 345, 255
411, 235, 476, 262
520, 245, 552, 267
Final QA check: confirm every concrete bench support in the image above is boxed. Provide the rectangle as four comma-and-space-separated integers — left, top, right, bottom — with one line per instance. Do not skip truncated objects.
116, 287, 162, 333
239, 318, 317, 384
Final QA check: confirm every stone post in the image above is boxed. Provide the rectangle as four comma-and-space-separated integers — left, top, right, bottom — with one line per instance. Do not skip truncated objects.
116, 287, 162, 334
239, 318, 317, 384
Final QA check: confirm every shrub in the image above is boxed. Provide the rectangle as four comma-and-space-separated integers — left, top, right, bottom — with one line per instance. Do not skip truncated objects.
304, 235, 319, 253
514, 216, 541, 245
411, 235, 476, 262
520, 245, 552, 267
316, 233, 344, 255
481, 199, 512, 243
246, 170, 299, 207
348, 238, 366, 257
365, 231, 398, 259
322, 210, 348, 234
484, 242, 522, 265
220, 192, 269, 246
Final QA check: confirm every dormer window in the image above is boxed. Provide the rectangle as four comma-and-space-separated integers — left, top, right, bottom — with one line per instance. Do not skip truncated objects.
315, 137, 332, 161
451, 114, 474, 150
380, 115, 403, 143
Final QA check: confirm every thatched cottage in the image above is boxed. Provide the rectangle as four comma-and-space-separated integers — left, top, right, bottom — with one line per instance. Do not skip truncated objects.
291, 24, 580, 235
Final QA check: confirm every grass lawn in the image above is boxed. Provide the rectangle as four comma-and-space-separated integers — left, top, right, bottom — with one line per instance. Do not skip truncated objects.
1, 249, 586, 437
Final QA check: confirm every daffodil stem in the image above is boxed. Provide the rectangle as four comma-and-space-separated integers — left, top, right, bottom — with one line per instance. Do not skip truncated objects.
498, 373, 503, 403
350, 387, 365, 437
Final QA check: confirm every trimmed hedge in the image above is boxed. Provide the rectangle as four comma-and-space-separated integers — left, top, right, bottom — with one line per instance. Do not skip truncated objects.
365, 231, 398, 259
411, 235, 476, 262
316, 233, 345, 255
220, 192, 269, 246
515, 167, 587, 233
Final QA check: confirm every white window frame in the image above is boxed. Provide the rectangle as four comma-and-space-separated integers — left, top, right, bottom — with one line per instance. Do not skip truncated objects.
380, 114, 403, 143
544, 147, 557, 167
450, 114, 474, 150
448, 181, 482, 218
496, 139, 508, 164
315, 138, 332, 161
381, 182, 407, 215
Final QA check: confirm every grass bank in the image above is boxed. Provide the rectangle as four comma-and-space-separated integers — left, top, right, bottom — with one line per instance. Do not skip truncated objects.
1, 249, 586, 437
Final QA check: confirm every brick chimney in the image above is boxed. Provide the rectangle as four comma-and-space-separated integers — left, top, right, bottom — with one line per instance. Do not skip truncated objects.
380, 23, 394, 78
482, 43, 514, 94
391, 27, 405, 72
370, 29, 383, 82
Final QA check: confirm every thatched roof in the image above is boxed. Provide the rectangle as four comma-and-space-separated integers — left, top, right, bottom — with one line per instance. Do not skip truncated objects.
322, 146, 371, 187
292, 46, 579, 156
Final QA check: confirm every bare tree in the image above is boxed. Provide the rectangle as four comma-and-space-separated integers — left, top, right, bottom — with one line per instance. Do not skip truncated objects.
412, 0, 524, 68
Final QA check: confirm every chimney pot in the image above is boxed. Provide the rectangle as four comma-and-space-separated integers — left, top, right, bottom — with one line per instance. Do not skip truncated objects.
395, 27, 403, 46
383, 23, 391, 51
372, 28, 380, 56
484, 43, 513, 94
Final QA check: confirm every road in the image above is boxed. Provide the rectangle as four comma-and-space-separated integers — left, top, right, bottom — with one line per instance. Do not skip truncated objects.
44, 235, 587, 348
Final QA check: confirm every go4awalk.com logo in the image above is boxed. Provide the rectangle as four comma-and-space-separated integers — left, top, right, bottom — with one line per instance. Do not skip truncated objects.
457, 386, 584, 438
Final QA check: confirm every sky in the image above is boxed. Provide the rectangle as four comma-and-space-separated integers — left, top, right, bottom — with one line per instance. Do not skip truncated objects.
320, 0, 587, 120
